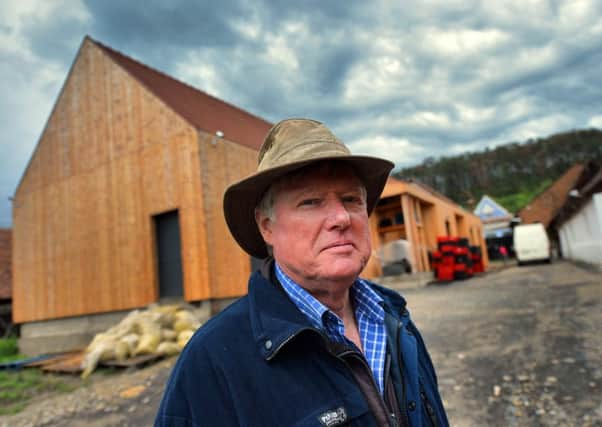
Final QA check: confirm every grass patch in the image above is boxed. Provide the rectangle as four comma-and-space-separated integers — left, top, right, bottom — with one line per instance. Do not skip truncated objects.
0, 337, 28, 364
0, 337, 18, 359
0, 369, 77, 415
0, 356, 78, 415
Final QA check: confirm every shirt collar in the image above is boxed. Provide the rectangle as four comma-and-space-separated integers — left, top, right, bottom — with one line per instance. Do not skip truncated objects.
275, 262, 385, 330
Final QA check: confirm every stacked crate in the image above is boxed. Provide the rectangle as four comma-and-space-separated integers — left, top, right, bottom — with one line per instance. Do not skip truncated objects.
432, 236, 483, 282
432, 237, 456, 281
454, 238, 473, 280
470, 245, 484, 273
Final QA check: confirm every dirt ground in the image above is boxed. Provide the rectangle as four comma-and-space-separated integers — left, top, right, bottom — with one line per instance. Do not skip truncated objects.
404, 260, 602, 426
1, 259, 600, 427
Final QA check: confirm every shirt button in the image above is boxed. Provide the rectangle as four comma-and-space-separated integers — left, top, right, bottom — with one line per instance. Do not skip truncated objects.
265, 340, 272, 350
408, 401, 416, 411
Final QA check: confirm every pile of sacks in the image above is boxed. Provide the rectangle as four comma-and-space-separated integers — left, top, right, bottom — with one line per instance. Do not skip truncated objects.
81, 304, 202, 378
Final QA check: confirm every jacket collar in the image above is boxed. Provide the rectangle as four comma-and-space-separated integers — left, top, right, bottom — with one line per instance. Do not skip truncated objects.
248, 259, 319, 360
247, 258, 409, 360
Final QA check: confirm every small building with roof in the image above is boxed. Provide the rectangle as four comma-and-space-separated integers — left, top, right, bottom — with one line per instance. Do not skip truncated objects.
363, 177, 488, 277
516, 163, 586, 255
473, 195, 514, 259
549, 162, 602, 266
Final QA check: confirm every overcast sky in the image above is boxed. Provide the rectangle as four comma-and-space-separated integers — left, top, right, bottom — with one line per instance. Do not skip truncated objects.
1, 0, 601, 227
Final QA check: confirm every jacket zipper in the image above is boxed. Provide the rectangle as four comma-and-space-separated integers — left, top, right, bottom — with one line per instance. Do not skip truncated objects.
396, 320, 411, 427
267, 326, 411, 427
420, 388, 438, 427
337, 348, 398, 427
384, 354, 399, 427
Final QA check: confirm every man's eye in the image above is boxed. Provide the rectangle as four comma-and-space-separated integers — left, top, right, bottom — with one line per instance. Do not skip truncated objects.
300, 199, 320, 206
343, 196, 362, 204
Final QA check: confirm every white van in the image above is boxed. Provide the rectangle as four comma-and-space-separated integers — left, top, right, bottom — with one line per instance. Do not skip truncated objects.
513, 223, 551, 264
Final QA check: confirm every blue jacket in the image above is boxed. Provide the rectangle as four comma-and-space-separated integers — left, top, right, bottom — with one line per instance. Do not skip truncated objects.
155, 267, 449, 427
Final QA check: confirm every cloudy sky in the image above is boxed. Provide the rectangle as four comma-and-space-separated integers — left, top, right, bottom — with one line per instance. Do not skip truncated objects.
1, 0, 601, 227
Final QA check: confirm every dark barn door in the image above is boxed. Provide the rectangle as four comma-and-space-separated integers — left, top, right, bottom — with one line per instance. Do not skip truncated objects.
154, 210, 184, 298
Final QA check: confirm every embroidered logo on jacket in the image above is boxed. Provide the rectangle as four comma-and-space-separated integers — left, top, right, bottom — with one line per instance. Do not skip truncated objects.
318, 407, 348, 426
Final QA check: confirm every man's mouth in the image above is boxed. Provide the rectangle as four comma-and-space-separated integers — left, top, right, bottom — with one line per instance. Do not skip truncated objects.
322, 241, 355, 251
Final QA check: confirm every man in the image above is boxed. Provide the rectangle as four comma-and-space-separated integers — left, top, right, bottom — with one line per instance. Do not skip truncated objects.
155, 119, 449, 426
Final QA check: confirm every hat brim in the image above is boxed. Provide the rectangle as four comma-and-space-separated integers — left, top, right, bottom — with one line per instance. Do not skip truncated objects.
223, 155, 394, 259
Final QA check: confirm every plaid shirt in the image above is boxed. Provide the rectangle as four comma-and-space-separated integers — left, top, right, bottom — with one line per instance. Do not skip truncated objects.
275, 263, 387, 395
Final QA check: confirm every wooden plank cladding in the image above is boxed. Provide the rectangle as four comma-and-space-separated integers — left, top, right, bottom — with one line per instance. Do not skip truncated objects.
12, 38, 268, 323
371, 177, 489, 275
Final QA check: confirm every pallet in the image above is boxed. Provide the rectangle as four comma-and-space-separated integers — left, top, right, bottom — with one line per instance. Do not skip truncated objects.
40, 352, 85, 373
38, 352, 164, 374
100, 353, 163, 368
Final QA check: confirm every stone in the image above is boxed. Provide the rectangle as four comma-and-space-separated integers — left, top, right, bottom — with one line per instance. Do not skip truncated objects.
120, 385, 146, 399
493, 385, 501, 397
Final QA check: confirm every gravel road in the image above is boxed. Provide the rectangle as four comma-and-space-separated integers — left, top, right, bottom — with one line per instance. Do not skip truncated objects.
1, 259, 600, 426
396, 260, 602, 427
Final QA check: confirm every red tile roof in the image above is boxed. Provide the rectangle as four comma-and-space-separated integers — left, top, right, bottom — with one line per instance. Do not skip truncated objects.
550, 162, 602, 228
90, 37, 272, 151
0, 229, 11, 300
517, 163, 585, 228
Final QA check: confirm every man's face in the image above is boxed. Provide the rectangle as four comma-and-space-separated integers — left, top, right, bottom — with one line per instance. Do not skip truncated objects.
256, 166, 372, 289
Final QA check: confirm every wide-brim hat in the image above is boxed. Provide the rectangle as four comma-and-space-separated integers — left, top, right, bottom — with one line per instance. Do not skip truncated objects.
223, 118, 394, 259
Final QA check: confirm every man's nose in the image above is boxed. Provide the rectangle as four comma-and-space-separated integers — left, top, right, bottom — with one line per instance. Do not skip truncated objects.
325, 198, 351, 229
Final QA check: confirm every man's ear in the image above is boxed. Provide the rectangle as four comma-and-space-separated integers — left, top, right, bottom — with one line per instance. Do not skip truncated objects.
255, 210, 273, 246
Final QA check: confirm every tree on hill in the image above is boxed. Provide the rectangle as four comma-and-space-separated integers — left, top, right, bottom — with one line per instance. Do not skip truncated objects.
395, 129, 602, 213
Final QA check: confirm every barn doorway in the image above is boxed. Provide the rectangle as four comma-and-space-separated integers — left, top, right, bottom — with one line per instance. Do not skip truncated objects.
154, 210, 184, 299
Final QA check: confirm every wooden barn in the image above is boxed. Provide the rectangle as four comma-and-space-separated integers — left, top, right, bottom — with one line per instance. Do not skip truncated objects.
12, 36, 272, 326
364, 177, 489, 276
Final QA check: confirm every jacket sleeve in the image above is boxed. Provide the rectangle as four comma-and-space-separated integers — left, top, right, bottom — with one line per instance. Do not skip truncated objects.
407, 319, 450, 427
154, 339, 240, 427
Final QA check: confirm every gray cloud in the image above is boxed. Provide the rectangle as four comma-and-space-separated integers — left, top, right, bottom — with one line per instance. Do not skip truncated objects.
1, 0, 601, 227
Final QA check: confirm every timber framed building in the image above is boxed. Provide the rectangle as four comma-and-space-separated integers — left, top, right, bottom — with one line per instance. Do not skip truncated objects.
13, 36, 271, 325
363, 177, 489, 276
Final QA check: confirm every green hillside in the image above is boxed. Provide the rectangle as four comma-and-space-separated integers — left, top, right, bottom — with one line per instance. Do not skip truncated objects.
395, 129, 602, 213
